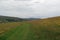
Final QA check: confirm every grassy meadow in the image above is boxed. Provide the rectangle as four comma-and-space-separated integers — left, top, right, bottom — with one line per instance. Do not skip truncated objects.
0, 17, 60, 40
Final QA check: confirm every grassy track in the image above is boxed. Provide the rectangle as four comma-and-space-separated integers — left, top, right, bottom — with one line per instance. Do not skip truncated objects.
0, 23, 36, 40
6, 23, 31, 40
0, 22, 60, 40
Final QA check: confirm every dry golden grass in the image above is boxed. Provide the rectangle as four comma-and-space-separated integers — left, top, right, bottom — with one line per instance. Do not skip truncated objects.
28, 16, 60, 33
0, 22, 22, 34
0, 16, 60, 40
27, 16, 60, 40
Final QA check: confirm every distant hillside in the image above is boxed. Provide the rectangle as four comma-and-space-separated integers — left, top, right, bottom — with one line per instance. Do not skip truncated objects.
29, 16, 60, 26
0, 15, 41, 23
0, 15, 25, 23
0, 16, 60, 40
24, 18, 40, 20
26, 16, 60, 40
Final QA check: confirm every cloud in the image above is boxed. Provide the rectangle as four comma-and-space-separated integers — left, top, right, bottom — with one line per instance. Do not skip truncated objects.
0, 0, 32, 1
14, 0, 31, 1
0, 0, 60, 18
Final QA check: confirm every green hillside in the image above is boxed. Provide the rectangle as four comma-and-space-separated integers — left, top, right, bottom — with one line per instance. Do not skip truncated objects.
0, 16, 60, 40
0, 16, 24, 23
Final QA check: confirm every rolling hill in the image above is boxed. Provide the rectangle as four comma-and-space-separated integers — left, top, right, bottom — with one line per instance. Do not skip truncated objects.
0, 16, 60, 40
0, 15, 40, 23
0, 15, 25, 23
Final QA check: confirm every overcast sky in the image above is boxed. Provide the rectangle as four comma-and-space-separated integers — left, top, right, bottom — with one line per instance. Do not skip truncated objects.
0, 0, 60, 18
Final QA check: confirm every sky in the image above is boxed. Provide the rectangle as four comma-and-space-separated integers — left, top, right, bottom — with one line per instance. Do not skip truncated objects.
0, 0, 60, 18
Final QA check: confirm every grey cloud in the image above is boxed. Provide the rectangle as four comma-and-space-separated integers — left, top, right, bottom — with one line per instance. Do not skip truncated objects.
0, 1, 34, 18
14, 0, 31, 1
0, 0, 8, 1
0, 0, 60, 18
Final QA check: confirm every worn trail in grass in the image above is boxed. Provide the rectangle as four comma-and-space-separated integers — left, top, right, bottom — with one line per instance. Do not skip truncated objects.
6, 23, 31, 40
0, 22, 60, 40
0, 23, 36, 40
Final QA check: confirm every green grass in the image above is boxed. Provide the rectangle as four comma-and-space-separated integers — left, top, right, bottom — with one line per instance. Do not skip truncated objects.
0, 23, 36, 40
0, 16, 60, 40
0, 21, 60, 40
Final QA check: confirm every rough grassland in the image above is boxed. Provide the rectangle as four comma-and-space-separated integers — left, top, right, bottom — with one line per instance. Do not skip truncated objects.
0, 22, 22, 35
0, 22, 36, 40
0, 17, 60, 40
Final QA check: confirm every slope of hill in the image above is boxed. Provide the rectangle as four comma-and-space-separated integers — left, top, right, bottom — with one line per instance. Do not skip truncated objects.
0, 16, 60, 40
0, 15, 25, 23
0, 15, 41, 23
27, 16, 60, 40
24, 18, 40, 21
29, 16, 60, 26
